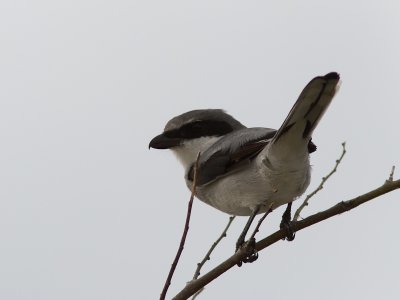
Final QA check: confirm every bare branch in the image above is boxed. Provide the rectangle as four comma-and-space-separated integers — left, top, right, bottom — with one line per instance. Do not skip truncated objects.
192, 216, 236, 280
190, 216, 235, 300
293, 142, 346, 221
387, 166, 395, 183
173, 177, 400, 300
160, 153, 201, 300
190, 289, 204, 300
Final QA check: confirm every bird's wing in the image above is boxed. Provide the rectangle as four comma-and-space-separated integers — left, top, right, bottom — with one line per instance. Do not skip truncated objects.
187, 128, 276, 186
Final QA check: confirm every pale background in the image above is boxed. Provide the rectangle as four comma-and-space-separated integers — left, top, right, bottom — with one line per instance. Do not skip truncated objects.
1, 1, 400, 299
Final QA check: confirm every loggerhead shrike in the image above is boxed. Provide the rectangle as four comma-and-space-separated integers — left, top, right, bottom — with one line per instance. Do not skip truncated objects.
149, 72, 341, 257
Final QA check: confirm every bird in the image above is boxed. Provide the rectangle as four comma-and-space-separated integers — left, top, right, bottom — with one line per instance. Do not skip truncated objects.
149, 72, 341, 259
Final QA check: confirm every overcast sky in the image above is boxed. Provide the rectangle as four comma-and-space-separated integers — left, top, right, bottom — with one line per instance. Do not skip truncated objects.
1, 1, 400, 299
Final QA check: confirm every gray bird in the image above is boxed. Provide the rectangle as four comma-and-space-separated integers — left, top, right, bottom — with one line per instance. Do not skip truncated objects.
149, 72, 341, 259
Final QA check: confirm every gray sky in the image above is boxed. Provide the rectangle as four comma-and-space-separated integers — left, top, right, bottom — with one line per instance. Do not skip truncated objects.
1, 1, 400, 299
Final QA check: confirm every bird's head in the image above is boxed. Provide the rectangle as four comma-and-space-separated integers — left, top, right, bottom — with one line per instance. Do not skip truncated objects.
149, 109, 245, 168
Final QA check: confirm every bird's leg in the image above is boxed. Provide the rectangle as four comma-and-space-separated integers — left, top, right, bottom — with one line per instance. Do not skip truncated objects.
280, 202, 295, 241
235, 206, 260, 252
235, 206, 262, 266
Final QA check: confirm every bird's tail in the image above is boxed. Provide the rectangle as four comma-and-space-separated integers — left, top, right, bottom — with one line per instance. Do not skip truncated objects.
268, 72, 341, 157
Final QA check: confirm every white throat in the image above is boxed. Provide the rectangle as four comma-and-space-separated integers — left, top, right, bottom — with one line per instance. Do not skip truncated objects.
171, 136, 221, 170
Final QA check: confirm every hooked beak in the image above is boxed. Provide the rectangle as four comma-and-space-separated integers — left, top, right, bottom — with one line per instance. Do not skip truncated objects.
149, 133, 181, 149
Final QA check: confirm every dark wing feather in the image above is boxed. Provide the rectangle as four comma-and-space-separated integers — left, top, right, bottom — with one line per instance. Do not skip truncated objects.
187, 128, 276, 186
229, 139, 269, 162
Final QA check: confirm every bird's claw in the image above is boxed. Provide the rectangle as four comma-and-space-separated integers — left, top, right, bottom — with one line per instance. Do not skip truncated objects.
236, 238, 259, 267
280, 220, 296, 241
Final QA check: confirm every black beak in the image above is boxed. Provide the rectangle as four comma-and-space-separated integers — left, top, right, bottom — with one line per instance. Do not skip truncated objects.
149, 133, 181, 149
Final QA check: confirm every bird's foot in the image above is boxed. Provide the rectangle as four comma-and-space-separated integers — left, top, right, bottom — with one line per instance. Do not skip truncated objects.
280, 219, 296, 241
236, 238, 258, 267
280, 202, 296, 241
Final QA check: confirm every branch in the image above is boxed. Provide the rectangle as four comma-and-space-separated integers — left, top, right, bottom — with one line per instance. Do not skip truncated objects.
192, 216, 236, 280
191, 216, 236, 300
173, 177, 400, 300
293, 142, 346, 221
160, 153, 201, 300
387, 166, 395, 183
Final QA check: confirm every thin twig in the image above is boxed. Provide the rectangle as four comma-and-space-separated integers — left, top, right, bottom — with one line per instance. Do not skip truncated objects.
248, 204, 274, 241
387, 166, 395, 183
190, 216, 236, 300
160, 153, 201, 300
293, 142, 347, 221
192, 216, 236, 280
173, 178, 400, 300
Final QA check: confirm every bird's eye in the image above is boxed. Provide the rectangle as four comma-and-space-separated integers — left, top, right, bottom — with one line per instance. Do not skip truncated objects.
182, 121, 234, 139
164, 121, 233, 140
180, 122, 203, 138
